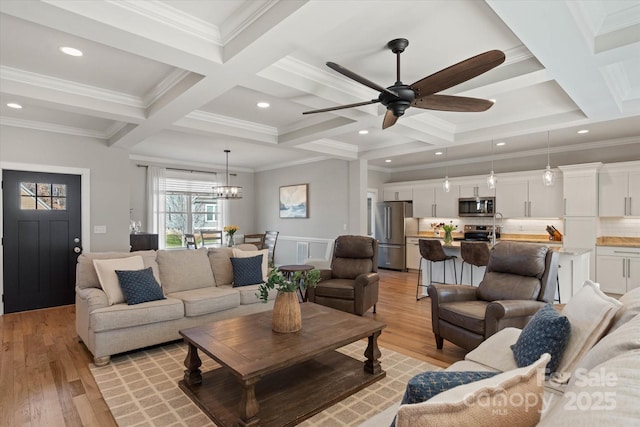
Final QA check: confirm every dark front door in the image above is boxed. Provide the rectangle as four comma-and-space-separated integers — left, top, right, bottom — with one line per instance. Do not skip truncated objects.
3, 170, 82, 313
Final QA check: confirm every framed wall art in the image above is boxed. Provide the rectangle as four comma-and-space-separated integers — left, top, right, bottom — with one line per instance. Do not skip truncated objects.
279, 184, 308, 218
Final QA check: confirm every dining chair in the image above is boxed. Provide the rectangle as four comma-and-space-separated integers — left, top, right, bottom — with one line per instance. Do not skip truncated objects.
200, 229, 223, 246
264, 230, 279, 265
184, 233, 197, 249
243, 233, 266, 249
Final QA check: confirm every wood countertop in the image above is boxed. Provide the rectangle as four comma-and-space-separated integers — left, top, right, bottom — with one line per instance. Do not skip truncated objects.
597, 236, 640, 248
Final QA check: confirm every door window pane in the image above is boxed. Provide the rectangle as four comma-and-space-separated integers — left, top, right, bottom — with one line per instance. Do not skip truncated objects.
20, 182, 67, 210
21, 195, 37, 209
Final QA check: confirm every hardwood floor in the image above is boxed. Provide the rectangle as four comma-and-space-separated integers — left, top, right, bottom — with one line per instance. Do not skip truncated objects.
0, 269, 466, 427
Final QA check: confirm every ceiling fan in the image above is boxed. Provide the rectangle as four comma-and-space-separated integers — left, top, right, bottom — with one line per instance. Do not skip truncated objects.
302, 38, 505, 129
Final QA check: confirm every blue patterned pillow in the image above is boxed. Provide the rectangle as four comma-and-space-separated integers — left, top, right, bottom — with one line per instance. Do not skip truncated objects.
391, 370, 499, 426
511, 303, 571, 373
115, 267, 165, 305
230, 254, 264, 287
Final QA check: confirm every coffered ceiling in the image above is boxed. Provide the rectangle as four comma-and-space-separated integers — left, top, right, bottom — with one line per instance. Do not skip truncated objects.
1, 1, 639, 174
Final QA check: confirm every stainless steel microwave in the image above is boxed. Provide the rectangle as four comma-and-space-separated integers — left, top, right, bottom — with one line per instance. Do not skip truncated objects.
458, 197, 496, 217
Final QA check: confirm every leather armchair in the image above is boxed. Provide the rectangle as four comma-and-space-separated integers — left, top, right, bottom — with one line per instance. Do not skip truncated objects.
428, 241, 559, 351
307, 235, 379, 316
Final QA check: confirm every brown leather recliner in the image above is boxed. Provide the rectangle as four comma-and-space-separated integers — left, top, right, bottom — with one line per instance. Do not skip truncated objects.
428, 241, 559, 351
307, 235, 379, 316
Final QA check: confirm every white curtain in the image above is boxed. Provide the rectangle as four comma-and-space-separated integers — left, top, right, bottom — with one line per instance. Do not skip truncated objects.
147, 166, 166, 249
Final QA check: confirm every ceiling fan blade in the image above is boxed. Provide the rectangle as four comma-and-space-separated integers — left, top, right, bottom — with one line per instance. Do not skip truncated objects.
302, 99, 380, 115
412, 94, 495, 112
410, 50, 505, 97
327, 62, 399, 98
382, 110, 398, 129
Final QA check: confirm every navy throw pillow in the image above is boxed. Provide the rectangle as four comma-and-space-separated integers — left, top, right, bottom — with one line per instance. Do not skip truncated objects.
231, 254, 264, 287
390, 370, 499, 427
511, 303, 571, 374
115, 267, 165, 305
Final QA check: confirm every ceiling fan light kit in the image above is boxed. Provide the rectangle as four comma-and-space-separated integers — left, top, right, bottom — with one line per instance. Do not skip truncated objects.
303, 38, 505, 129
212, 149, 242, 199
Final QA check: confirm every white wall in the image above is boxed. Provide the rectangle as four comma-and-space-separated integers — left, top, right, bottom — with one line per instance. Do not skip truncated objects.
254, 159, 352, 264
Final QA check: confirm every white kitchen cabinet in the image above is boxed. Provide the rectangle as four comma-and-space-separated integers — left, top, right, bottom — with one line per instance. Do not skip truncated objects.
496, 175, 562, 218
496, 179, 528, 217
599, 165, 640, 216
557, 249, 591, 303
435, 185, 458, 217
528, 177, 563, 218
406, 237, 421, 270
383, 186, 413, 201
459, 184, 494, 198
560, 164, 600, 217
413, 185, 458, 218
596, 246, 640, 294
564, 217, 597, 279
412, 186, 436, 217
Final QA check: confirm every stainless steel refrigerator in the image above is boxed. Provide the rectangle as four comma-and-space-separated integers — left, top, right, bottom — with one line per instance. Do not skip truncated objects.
375, 201, 417, 270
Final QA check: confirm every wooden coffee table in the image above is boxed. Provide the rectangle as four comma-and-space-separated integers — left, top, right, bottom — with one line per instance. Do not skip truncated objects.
178, 302, 387, 427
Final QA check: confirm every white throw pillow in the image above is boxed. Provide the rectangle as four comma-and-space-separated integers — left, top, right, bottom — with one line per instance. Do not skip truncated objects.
555, 280, 622, 377
395, 353, 550, 427
232, 248, 269, 281
464, 327, 522, 372
93, 256, 144, 305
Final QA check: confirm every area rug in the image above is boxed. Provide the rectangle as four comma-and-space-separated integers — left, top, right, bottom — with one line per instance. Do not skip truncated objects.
90, 341, 442, 427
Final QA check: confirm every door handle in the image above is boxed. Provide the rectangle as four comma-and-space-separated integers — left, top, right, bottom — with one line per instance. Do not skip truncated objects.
628, 258, 631, 279
623, 259, 626, 278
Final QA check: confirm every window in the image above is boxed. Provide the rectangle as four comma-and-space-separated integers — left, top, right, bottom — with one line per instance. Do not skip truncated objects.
20, 182, 67, 210
163, 172, 223, 248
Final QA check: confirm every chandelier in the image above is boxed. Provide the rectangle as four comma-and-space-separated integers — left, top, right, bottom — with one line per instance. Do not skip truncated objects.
212, 149, 242, 199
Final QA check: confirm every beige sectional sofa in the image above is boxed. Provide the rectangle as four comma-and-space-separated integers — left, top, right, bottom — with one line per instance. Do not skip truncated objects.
75, 244, 275, 366
362, 281, 640, 426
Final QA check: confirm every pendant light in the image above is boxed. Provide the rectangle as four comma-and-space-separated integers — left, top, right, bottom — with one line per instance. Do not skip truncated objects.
212, 149, 243, 199
542, 131, 555, 186
442, 148, 450, 192
487, 140, 497, 189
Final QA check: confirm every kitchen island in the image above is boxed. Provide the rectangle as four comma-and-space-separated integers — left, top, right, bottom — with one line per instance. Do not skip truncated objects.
415, 238, 590, 303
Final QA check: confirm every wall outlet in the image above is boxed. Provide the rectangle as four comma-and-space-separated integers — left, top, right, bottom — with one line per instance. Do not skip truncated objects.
94, 225, 107, 234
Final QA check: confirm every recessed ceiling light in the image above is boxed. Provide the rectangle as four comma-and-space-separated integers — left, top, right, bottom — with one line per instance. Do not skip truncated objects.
496, 141, 506, 146
256, 102, 270, 108
577, 129, 589, 134
358, 130, 369, 135
385, 159, 392, 163
59, 46, 83, 56
435, 151, 443, 156
7, 103, 22, 109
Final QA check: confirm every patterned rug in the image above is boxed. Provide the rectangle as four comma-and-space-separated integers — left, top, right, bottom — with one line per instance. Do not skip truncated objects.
90, 340, 441, 427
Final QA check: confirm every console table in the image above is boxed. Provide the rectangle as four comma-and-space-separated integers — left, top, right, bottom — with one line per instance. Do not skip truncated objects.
129, 233, 158, 251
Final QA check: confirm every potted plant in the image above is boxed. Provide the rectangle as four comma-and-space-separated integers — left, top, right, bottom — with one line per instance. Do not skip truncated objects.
223, 224, 239, 247
442, 221, 457, 245
257, 267, 321, 333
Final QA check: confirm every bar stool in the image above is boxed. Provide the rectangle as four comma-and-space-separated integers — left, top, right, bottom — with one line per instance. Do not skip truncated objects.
460, 241, 491, 285
417, 239, 457, 300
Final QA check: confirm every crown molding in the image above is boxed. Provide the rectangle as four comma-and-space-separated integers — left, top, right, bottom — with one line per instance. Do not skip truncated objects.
111, 0, 221, 44
0, 117, 106, 139
185, 110, 278, 136
1, 66, 143, 108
